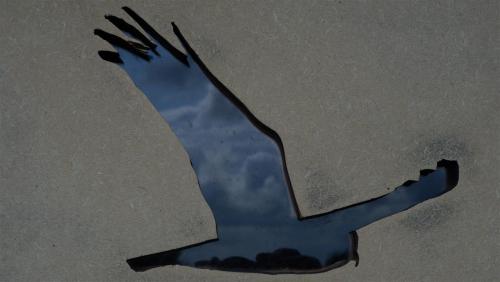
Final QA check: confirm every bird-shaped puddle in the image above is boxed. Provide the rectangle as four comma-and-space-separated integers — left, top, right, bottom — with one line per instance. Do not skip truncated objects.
95, 7, 459, 274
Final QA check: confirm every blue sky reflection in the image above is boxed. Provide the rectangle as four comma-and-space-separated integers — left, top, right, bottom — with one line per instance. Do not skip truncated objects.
95, 11, 459, 273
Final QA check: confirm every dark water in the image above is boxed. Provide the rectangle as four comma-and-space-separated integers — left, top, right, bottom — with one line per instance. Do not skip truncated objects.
95, 7, 459, 274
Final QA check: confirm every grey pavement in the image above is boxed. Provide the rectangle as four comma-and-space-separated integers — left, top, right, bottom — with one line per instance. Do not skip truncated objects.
1, 0, 499, 281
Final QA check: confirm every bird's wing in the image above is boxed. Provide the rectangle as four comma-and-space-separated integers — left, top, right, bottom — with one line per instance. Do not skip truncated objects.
95, 7, 303, 227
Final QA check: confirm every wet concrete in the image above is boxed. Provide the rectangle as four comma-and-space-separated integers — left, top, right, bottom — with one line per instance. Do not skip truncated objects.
1, 1, 499, 281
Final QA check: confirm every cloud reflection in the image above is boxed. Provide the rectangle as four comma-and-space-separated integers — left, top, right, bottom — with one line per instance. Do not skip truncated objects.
94, 9, 459, 273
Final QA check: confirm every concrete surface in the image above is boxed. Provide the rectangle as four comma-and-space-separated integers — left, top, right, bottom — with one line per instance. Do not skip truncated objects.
1, 0, 498, 281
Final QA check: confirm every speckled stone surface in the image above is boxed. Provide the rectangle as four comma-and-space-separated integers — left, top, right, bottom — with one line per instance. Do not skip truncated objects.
1, 1, 498, 281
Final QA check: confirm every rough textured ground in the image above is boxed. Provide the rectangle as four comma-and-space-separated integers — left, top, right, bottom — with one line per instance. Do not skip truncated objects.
1, 0, 499, 281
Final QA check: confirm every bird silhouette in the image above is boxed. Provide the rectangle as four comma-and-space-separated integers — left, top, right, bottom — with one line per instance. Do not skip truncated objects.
95, 7, 459, 274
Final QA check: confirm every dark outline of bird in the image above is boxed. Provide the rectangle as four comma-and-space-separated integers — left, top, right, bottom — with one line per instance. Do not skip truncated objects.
94, 7, 459, 274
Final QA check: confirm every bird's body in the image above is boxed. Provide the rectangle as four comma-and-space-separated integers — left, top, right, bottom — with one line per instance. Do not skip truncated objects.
95, 7, 459, 274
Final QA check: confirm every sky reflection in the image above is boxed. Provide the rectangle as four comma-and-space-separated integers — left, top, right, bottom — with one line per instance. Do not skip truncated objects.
95, 8, 459, 274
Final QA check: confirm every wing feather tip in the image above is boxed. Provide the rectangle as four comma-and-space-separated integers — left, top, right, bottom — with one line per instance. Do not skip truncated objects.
437, 159, 459, 190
